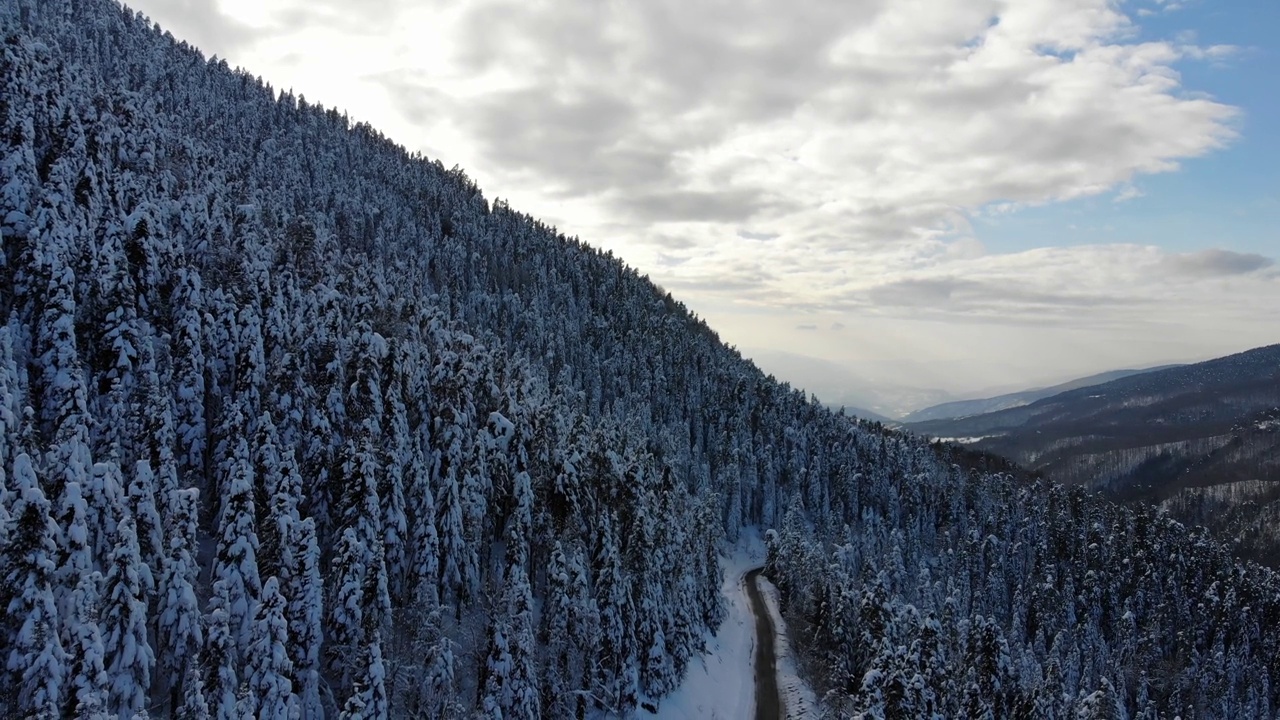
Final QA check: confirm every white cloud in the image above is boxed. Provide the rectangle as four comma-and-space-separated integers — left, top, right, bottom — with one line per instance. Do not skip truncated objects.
1114, 185, 1145, 202
129, 0, 1276, 396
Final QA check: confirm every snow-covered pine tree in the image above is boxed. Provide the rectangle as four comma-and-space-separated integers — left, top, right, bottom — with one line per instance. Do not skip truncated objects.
285, 516, 324, 718
481, 508, 539, 720
169, 268, 206, 483
35, 257, 89, 448
212, 434, 263, 653
333, 431, 393, 652
408, 428, 440, 608
505, 564, 540, 720
176, 664, 211, 720
3, 453, 68, 718
245, 577, 299, 719
93, 252, 142, 402
436, 455, 468, 610
135, 361, 182, 526
416, 625, 458, 719
231, 305, 267, 430
327, 526, 367, 694
100, 517, 154, 719
85, 461, 126, 573
593, 513, 639, 714
0, 326, 22, 470
64, 571, 110, 720
480, 613, 514, 720
54, 480, 94, 619
539, 541, 573, 717
202, 580, 239, 720
352, 437, 393, 632
339, 629, 390, 720
126, 460, 162, 600
380, 357, 411, 605
252, 411, 289, 580
157, 488, 203, 716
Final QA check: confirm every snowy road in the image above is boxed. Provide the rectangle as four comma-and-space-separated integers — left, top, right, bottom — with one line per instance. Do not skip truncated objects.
651, 532, 815, 719
744, 568, 783, 720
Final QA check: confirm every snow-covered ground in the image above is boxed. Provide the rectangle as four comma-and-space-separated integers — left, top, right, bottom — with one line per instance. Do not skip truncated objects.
646, 530, 817, 719
646, 532, 763, 719
933, 435, 993, 444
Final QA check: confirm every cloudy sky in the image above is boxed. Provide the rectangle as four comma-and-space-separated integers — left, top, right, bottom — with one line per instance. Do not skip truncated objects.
138, 0, 1279, 413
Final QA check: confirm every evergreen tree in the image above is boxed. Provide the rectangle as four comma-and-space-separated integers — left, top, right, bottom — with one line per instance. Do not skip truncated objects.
406, 608, 457, 719
539, 542, 574, 717
328, 526, 367, 692
136, 362, 182, 524
593, 514, 638, 714
481, 565, 540, 720
285, 517, 324, 719
408, 435, 440, 607
85, 461, 126, 572
252, 411, 289, 580
212, 435, 262, 653
55, 480, 94, 620
339, 630, 390, 720
157, 488, 203, 715
202, 580, 239, 720
176, 665, 211, 720
101, 518, 154, 719
126, 460, 163, 599
0, 325, 23, 470
436, 462, 468, 608
380, 356, 411, 603
4, 453, 68, 718
341, 435, 392, 632
36, 259, 90, 447
245, 577, 299, 719
64, 572, 110, 720
170, 268, 206, 483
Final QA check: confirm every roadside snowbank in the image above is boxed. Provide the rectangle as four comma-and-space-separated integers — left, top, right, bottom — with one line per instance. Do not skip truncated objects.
646, 531, 766, 719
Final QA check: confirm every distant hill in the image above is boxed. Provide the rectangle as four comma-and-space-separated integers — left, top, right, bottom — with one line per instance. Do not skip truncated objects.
901, 366, 1177, 423
908, 344, 1280, 562
907, 344, 1280, 456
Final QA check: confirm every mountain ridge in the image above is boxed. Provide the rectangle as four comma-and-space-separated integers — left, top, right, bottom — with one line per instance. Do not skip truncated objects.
901, 365, 1181, 423
907, 343, 1280, 439
908, 343, 1280, 563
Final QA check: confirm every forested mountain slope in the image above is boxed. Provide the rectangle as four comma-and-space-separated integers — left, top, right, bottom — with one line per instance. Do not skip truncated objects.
909, 345, 1280, 563
1, 2, 1279, 719
908, 344, 1279, 451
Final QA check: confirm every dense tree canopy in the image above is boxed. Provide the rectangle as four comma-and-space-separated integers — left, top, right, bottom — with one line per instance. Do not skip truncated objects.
1, 2, 1278, 718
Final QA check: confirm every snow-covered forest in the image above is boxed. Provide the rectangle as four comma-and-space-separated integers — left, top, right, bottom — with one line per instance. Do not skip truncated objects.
2, 2, 1279, 718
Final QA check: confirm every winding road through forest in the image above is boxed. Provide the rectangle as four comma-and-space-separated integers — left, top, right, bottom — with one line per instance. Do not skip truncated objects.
744, 568, 783, 720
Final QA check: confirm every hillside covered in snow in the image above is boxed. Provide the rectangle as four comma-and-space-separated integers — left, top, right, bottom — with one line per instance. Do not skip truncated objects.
2, 2, 1280, 718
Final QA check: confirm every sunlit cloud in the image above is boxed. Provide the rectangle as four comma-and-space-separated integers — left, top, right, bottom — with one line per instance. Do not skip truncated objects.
132, 0, 1278, 399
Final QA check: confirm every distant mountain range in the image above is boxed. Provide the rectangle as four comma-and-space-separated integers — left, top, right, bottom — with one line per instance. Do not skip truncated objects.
908, 344, 1280, 562
901, 366, 1179, 423
752, 347, 1191, 423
